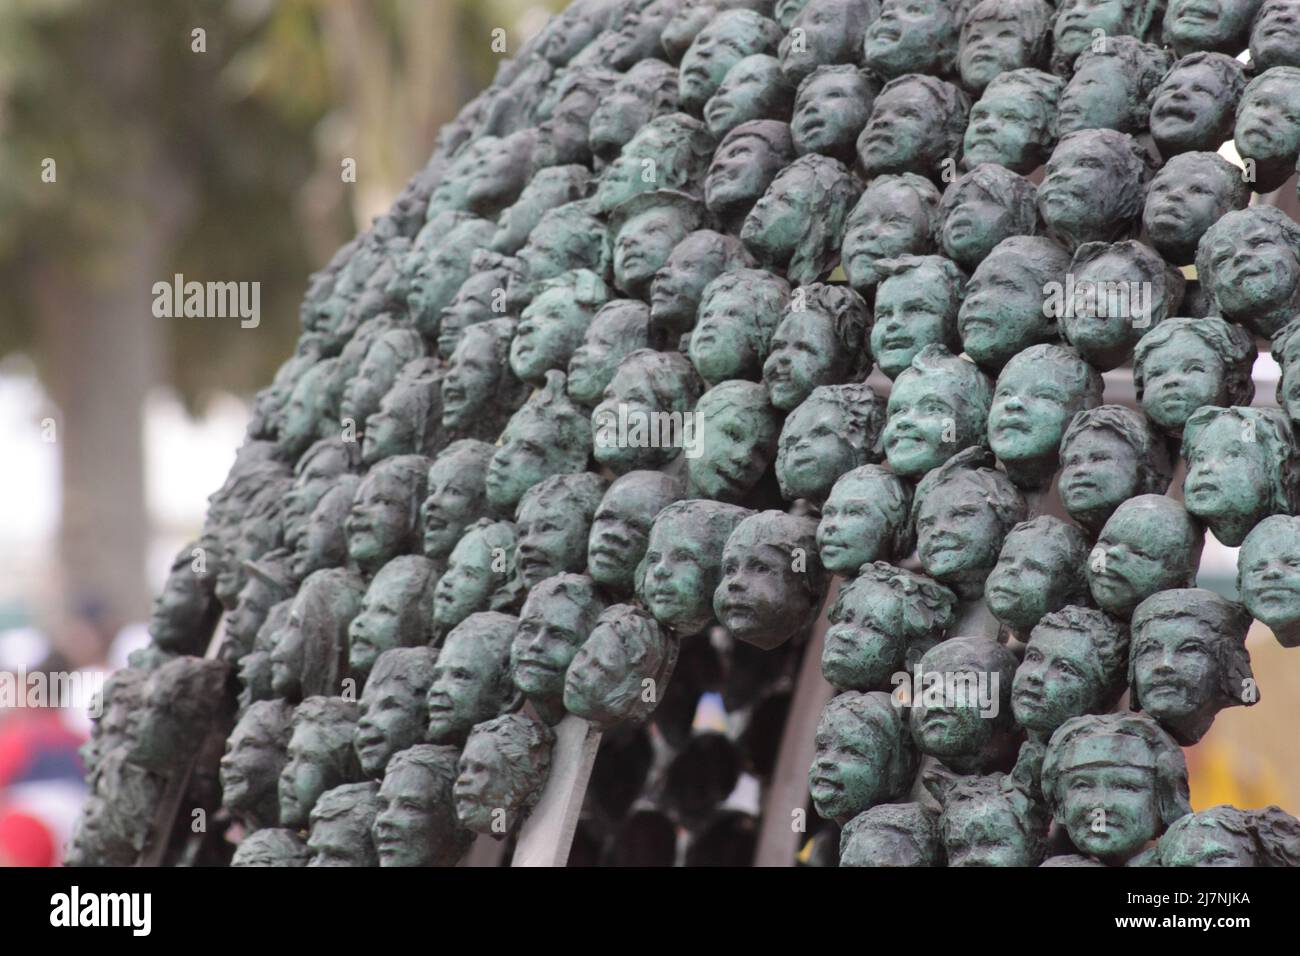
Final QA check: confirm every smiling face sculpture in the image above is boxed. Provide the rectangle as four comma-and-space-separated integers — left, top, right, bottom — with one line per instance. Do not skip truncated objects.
1149, 52, 1247, 158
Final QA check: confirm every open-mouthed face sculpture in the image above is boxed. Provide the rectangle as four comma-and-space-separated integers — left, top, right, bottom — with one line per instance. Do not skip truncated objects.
511, 574, 607, 718
270, 568, 365, 701
686, 380, 781, 502
839, 802, 942, 867
649, 230, 754, 343
611, 193, 707, 299
741, 154, 861, 285
564, 604, 677, 729
1013, 607, 1129, 737
988, 345, 1103, 488
228, 558, 293, 662
910, 636, 1018, 771
485, 372, 592, 511
354, 647, 438, 778
821, 563, 955, 691
1238, 515, 1300, 648
841, 174, 940, 293
420, 440, 494, 563
1235, 68, 1300, 192
1196, 208, 1300, 338
1164, 0, 1264, 56
372, 745, 472, 867
278, 697, 361, 829
408, 219, 497, 340
912, 449, 1027, 600
360, 359, 443, 466
1143, 152, 1250, 265
339, 328, 425, 434
1057, 38, 1171, 137
1038, 129, 1150, 252
857, 75, 968, 180
1183, 406, 1297, 547
1130, 588, 1255, 745
958, 0, 1053, 92
884, 346, 993, 477
345, 456, 429, 576
511, 271, 609, 384
220, 699, 293, 831
279, 359, 343, 462
776, 383, 886, 503
938, 165, 1037, 273
761, 284, 870, 410
962, 68, 1062, 172
870, 256, 965, 378
441, 319, 518, 437
1059, 405, 1172, 531
1043, 712, 1191, 863
593, 350, 703, 472
515, 473, 607, 588
791, 67, 877, 164
714, 511, 824, 650
432, 519, 517, 633
809, 691, 918, 823
283, 439, 350, 553
567, 300, 652, 405
1133, 318, 1256, 434
1052, 0, 1161, 73
986, 518, 1092, 633
346, 555, 436, 681
1088, 494, 1200, 616
426, 612, 517, 745
1251, 0, 1300, 70
705, 120, 797, 232
704, 54, 792, 138
454, 713, 553, 836
638, 500, 753, 634
587, 471, 682, 595
864, 0, 959, 79
816, 465, 913, 574
779, 0, 881, 83
589, 59, 680, 160
689, 268, 790, 385
1149, 53, 1246, 157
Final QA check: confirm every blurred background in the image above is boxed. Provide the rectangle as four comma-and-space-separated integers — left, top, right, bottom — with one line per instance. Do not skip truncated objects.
0, 0, 563, 864
0, 0, 1294, 865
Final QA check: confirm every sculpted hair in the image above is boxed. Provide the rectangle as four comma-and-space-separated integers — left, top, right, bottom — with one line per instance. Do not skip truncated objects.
1182, 406, 1300, 516
794, 282, 871, 357
980, 68, 1063, 140
506, 370, 593, 466
1069, 37, 1172, 128
1068, 239, 1185, 325
1003, 344, 1104, 411
1129, 588, 1255, 709
819, 690, 919, 801
697, 379, 781, 440
293, 695, 362, 781
367, 646, 439, 698
1157, 805, 1300, 867
962, 0, 1053, 64
1160, 51, 1246, 103
1033, 605, 1130, 696
1057, 129, 1154, 220
310, 780, 380, 826
911, 446, 1027, 537
775, 155, 864, 284
146, 657, 232, 729
831, 465, 915, 557
941, 165, 1038, 237
1196, 207, 1300, 303
1061, 405, 1173, 496
1133, 318, 1257, 411
901, 346, 994, 449
1042, 712, 1191, 829
841, 801, 942, 866
700, 268, 792, 356
522, 572, 608, 626
1003, 516, 1092, 601
517, 471, 608, 525
466, 713, 556, 815
386, 743, 462, 795
801, 383, 886, 460
795, 63, 879, 104
231, 828, 310, 867
856, 173, 943, 245
612, 349, 705, 411
879, 74, 970, 160
931, 770, 1050, 864
836, 562, 957, 646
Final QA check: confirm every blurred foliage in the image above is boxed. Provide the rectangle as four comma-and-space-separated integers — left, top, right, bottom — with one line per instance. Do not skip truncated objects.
0, 0, 564, 411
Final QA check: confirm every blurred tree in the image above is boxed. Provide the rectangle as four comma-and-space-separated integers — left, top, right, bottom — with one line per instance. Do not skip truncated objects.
0, 0, 558, 626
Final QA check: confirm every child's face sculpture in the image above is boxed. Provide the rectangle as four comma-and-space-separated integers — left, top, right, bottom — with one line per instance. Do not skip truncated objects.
442, 325, 504, 431
453, 733, 514, 833
959, 10, 1043, 92
373, 754, 468, 867
355, 672, 426, 778
1136, 328, 1227, 432
220, 705, 290, 830
517, 495, 591, 589
704, 55, 788, 137
1149, 58, 1240, 156
421, 449, 489, 563
1143, 154, 1243, 265
714, 515, 820, 650
1057, 55, 1141, 135
486, 407, 587, 512
433, 529, 503, 631
1200, 212, 1300, 337
988, 351, 1096, 487
346, 472, 417, 575
1061, 246, 1167, 371
962, 81, 1053, 173
1059, 425, 1145, 530
1234, 71, 1300, 190
871, 262, 959, 378
689, 280, 772, 385
425, 624, 510, 745
821, 578, 917, 690
649, 232, 748, 341
1013, 622, 1109, 735
511, 583, 600, 709
857, 81, 954, 178
679, 10, 780, 112
1131, 605, 1233, 743
863, 0, 958, 78
279, 719, 352, 829
910, 639, 1012, 760
686, 385, 780, 502
1238, 516, 1300, 645
564, 608, 671, 729
613, 204, 698, 299
884, 363, 982, 476
939, 176, 1031, 272
1157, 814, 1259, 867
1088, 498, 1196, 615
587, 474, 679, 595
791, 69, 874, 161
762, 310, 846, 411
780, 0, 877, 81
1251, 0, 1300, 70
567, 301, 651, 406
809, 695, 909, 822
1183, 415, 1277, 547
348, 564, 425, 678
1056, 752, 1163, 861
511, 286, 594, 384
593, 354, 698, 472
776, 391, 879, 502
705, 124, 792, 227
986, 525, 1085, 632
941, 798, 1037, 867
741, 162, 820, 276
492, 168, 589, 258
639, 509, 739, 634
842, 183, 934, 291
1053, 0, 1139, 68
817, 471, 905, 573
1038, 134, 1145, 250
589, 64, 672, 159
915, 479, 1006, 589
1164, 0, 1261, 56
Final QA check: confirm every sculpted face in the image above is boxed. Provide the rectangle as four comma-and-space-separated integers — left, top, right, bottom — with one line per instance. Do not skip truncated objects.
517, 496, 590, 588
1038, 134, 1147, 250
1251, 0, 1300, 69
639, 511, 737, 634
437, 271, 502, 360
705, 55, 788, 137
960, 11, 1042, 91
486, 416, 573, 512
355, 672, 427, 778
842, 184, 933, 291
1238, 517, 1300, 644
1088, 499, 1197, 615
348, 566, 426, 678
741, 164, 815, 274
227, 574, 287, 660
679, 12, 779, 112
910, 640, 1013, 763
817, 470, 907, 573
986, 524, 1087, 632
714, 517, 820, 650
1061, 249, 1167, 370
963, 81, 1053, 172
1053, 0, 1132, 67
453, 733, 514, 833
1234, 72, 1300, 189
884, 363, 980, 475
589, 64, 674, 159
762, 311, 844, 411
1201, 214, 1300, 336
148, 553, 215, 651
511, 584, 597, 708
1136, 329, 1226, 431
649, 231, 749, 341
871, 263, 959, 377
420, 449, 489, 562
821, 573, 942, 691
220, 705, 289, 829
863, 0, 958, 78
1143, 155, 1244, 265
613, 206, 696, 298
567, 301, 651, 405
780, 0, 875, 80
940, 178, 1031, 273
857, 81, 954, 178
1184, 416, 1275, 546
433, 529, 504, 632
791, 69, 874, 161
809, 698, 906, 822
689, 274, 785, 385
372, 754, 468, 867
941, 799, 1037, 868
346, 473, 415, 574
705, 126, 790, 226
1131, 616, 1221, 735
1150, 59, 1239, 156
1057, 56, 1137, 135
1158, 816, 1258, 867
426, 625, 510, 745
687, 385, 779, 502
1164, 0, 1259, 55
776, 392, 874, 502
512, 285, 596, 384
606, 0, 680, 69
1059, 427, 1143, 529
587, 474, 679, 594
916, 482, 1004, 584
1013, 624, 1105, 735
279, 720, 350, 829
988, 351, 1097, 486
564, 608, 671, 728
1058, 757, 1161, 860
